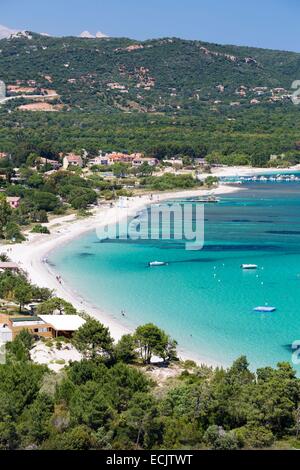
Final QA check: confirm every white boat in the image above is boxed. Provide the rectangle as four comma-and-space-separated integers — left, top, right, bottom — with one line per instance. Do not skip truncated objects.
254, 306, 276, 313
148, 261, 168, 267
241, 264, 258, 270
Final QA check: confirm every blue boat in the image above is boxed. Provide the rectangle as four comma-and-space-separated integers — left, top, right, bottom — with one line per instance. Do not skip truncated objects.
254, 306, 276, 313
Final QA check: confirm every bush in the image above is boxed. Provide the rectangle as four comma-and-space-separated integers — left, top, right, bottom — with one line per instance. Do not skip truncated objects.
144, 173, 198, 191
235, 426, 275, 449
31, 225, 50, 234
204, 425, 239, 450
5, 222, 25, 242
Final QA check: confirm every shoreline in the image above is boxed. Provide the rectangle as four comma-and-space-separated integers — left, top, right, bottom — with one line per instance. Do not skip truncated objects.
207, 164, 300, 179
0, 185, 241, 368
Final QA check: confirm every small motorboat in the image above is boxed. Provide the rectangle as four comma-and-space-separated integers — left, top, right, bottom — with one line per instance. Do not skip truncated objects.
253, 306, 276, 313
241, 264, 258, 270
148, 261, 168, 267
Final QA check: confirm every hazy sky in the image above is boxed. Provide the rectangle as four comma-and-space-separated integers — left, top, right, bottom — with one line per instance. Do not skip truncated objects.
2, 0, 300, 51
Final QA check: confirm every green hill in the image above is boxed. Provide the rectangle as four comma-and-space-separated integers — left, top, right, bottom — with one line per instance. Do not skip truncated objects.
1, 33, 300, 164
0, 33, 300, 112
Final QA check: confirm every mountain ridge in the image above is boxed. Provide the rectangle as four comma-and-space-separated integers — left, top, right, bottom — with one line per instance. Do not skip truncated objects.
0, 32, 299, 113
2, 23, 300, 53
0, 24, 33, 40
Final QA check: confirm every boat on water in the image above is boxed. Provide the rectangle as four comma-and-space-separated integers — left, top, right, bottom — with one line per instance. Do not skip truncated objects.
148, 261, 168, 267
253, 306, 276, 313
173, 196, 220, 204
241, 264, 258, 270
198, 196, 220, 203
221, 173, 300, 184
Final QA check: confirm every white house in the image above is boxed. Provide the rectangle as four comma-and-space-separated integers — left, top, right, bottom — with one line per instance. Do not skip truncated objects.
63, 154, 83, 170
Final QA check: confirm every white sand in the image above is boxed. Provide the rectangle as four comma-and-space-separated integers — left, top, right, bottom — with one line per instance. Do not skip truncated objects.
30, 341, 83, 372
0, 185, 241, 367
206, 164, 300, 179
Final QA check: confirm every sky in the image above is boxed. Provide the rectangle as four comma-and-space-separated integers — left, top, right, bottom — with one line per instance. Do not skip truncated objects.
1, 0, 300, 52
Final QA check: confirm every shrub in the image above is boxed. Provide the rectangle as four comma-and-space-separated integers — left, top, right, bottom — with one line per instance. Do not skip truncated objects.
31, 225, 50, 234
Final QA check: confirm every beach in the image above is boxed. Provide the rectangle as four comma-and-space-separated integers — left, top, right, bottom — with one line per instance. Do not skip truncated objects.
207, 164, 300, 178
0, 184, 242, 365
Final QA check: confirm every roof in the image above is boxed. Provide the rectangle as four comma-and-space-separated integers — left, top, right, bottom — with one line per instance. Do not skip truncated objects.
133, 157, 157, 162
0, 324, 12, 334
11, 316, 46, 327
11, 316, 42, 323
39, 315, 86, 331
65, 154, 82, 163
6, 197, 21, 202
0, 262, 19, 269
0, 314, 10, 323
40, 157, 61, 165
109, 155, 134, 161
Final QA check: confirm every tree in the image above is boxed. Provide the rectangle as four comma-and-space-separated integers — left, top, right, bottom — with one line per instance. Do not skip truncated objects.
61, 425, 96, 450
205, 176, 219, 187
6, 329, 34, 363
31, 224, 50, 234
114, 334, 137, 363
69, 382, 113, 430
31, 286, 53, 302
17, 329, 34, 350
32, 191, 59, 211
112, 163, 129, 178
234, 425, 274, 449
123, 393, 162, 449
5, 222, 25, 243
226, 356, 255, 385
138, 162, 153, 177
26, 152, 40, 167
19, 394, 54, 445
73, 318, 114, 360
0, 362, 47, 416
14, 284, 32, 312
159, 337, 178, 364
36, 297, 77, 315
27, 173, 44, 189
134, 323, 176, 364
0, 197, 12, 238
204, 425, 239, 450
70, 192, 97, 210
0, 421, 19, 450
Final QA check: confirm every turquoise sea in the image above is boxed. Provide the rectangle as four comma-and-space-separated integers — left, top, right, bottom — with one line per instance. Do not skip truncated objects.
50, 180, 300, 370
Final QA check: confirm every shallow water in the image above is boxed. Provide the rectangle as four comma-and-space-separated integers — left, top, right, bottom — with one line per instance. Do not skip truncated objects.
50, 182, 300, 370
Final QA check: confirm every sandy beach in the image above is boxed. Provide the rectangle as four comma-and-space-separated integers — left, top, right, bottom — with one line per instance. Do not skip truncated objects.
207, 164, 300, 178
0, 184, 241, 366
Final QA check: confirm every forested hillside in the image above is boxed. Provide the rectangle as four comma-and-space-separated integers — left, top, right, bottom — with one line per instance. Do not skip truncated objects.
1, 33, 300, 113
1, 106, 300, 166
1, 33, 300, 165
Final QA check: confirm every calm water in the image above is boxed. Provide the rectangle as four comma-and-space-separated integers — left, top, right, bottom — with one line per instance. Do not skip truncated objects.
50, 182, 300, 370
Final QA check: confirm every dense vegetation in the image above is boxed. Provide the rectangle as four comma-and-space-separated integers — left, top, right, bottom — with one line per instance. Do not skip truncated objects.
2, 326, 300, 449
1, 34, 300, 113
0, 268, 300, 450
0, 34, 300, 167
1, 270, 300, 451
1, 106, 300, 168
